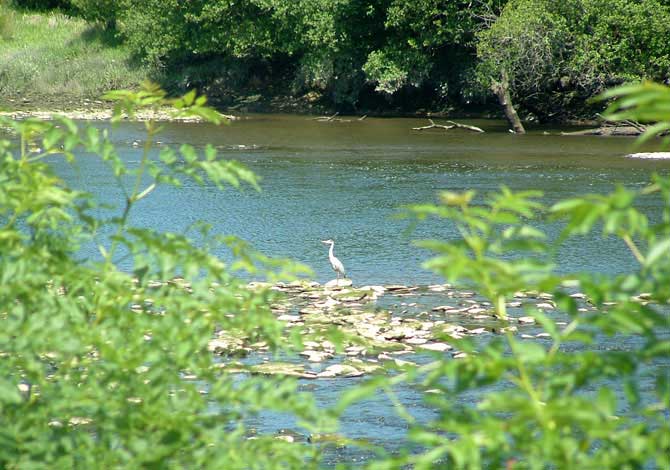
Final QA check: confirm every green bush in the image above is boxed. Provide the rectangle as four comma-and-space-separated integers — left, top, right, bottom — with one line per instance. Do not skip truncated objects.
476, 0, 670, 120
69, 0, 119, 28
0, 84, 330, 468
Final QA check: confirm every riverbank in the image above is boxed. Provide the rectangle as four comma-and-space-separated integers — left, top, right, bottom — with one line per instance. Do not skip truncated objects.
0, 6, 515, 121
0, 107, 237, 122
0, 8, 151, 109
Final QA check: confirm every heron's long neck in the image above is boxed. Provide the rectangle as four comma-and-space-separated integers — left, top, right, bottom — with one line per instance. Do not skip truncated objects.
328, 243, 335, 260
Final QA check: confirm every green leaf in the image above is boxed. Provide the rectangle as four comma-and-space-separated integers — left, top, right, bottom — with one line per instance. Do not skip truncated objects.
644, 238, 670, 267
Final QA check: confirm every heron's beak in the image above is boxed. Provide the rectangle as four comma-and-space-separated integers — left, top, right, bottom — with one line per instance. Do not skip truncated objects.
321, 240, 329, 244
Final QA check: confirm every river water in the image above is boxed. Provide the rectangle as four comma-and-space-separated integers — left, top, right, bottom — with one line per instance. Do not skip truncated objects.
54, 115, 669, 284
45, 115, 669, 465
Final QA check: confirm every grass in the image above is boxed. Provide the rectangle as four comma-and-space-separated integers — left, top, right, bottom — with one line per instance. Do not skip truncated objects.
0, 5, 153, 110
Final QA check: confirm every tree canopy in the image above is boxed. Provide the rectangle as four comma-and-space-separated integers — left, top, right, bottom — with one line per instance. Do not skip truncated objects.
9, 0, 670, 119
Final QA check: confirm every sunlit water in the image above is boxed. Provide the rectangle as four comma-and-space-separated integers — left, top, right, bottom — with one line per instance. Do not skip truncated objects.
50, 115, 669, 283
41, 115, 670, 465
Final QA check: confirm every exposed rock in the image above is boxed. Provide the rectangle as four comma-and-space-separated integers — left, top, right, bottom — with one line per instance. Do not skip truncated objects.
360, 285, 386, 296
536, 302, 556, 310
499, 326, 518, 334
517, 316, 536, 324
325, 278, 353, 288
405, 337, 428, 345
300, 350, 332, 362
299, 307, 324, 315
382, 326, 418, 341
468, 328, 487, 335
385, 284, 408, 291
419, 342, 452, 352
250, 362, 318, 379
467, 307, 488, 315
277, 314, 302, 323
317, 364, 363, 378
428, 284, 451, 292
473, 314, 492, 320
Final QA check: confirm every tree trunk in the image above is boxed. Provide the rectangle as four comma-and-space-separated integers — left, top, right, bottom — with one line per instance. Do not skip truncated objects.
491, 71, 525, 134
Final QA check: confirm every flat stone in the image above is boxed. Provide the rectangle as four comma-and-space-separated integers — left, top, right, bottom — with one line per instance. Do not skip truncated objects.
314, 298, 340, 309
473, 314, 492, 320
251, 362, 317, 378
441, 324, 468, 334
361, 285, 386, 295
299, 307, 324, 315
468, 328, 487, 335
405, 337, 428, 345
419, 342, 452, 352
325, 279, 353, 288
277, 314, 302, 323
317, 364, 363, 378
518, 316, 536, 324
383, 326, 419, 340
432, 305, 458, 312
536, 302, 555, 309
300, 350, 332, 362
467, 307, 488, 315
455, 291, 475, 298
208, 339, 231, 353
385, 284, 408, 291
500, 326, 518, 333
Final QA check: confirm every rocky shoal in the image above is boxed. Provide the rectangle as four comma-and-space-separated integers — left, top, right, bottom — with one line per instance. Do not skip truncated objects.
202, 279, 602, 379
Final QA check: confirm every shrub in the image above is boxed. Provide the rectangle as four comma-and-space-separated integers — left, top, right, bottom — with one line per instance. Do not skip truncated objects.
0, 84, 329, 468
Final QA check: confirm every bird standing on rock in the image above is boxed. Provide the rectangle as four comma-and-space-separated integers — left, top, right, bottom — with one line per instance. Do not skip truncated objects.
321, 239, 346, 284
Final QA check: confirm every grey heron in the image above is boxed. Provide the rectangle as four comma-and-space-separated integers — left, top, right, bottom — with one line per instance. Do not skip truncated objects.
321, 239, 346, 282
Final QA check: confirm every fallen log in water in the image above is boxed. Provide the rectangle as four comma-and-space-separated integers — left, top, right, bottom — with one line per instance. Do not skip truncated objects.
561, 126, 642, 136
412, 119, 484, 133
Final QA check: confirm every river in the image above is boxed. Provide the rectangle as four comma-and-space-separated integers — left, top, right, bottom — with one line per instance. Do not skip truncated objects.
45, 115, 669, 465
52, 115, 669, 284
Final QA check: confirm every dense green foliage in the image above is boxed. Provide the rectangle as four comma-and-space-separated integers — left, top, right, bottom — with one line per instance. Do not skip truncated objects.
477, 0, 670, 120
5, 0, 669, 118
0, 86, 332, 468
1, 83, 669, 467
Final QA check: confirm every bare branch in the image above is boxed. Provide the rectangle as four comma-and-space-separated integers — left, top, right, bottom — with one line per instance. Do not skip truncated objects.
412, 119, 485, 133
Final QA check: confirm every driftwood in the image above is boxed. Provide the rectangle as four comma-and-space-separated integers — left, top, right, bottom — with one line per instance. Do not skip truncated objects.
312, 112, 340, 122
561, 126, 643, 136
412, 119, 485, 133
561, 115, 648, 136
312, 112, 368, 123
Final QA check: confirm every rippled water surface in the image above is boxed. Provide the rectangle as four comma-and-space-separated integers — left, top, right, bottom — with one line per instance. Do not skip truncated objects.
46, 115, 669, 465
51, 115, 669, 283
